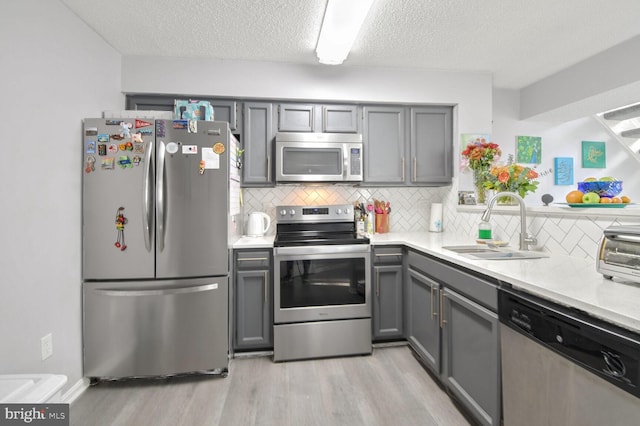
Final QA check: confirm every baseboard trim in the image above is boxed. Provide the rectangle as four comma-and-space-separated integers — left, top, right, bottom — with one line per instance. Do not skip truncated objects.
373, 340, 409, 349
61, 377, 89, 404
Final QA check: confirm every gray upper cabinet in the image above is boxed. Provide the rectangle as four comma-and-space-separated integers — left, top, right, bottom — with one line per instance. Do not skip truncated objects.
363, 105, 453, 186
242, 102, 275, 186
410, 106, 453, 184
363, 106, 406, 184
209, 100, 238, 131
322, 104, 358, 133
278, 103, 359, 133
278, 103, 315, 132
125, 95, 174, 112
125, 95, 238, 131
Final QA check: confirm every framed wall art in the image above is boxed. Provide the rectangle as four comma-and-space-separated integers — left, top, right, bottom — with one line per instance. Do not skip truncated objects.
553, 157, 574, 185
581, 141, 606, 168
516, 135, 542, 164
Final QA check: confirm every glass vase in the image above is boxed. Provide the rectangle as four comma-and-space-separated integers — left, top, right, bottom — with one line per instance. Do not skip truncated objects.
473, 167, 488, 205
497, 195, 519, 206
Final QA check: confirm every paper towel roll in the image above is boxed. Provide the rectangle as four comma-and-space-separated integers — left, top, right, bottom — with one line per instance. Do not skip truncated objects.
429, 203, 443, 232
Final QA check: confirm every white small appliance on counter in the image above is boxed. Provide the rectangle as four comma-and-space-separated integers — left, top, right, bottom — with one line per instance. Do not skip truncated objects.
246, 212, 271, 237
597, 225, 640, 283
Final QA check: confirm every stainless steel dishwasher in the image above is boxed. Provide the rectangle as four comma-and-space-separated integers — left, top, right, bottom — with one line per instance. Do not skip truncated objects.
499, 287, 640, 426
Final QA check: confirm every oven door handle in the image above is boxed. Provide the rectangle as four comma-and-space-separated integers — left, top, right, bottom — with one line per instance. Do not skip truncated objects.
274, 245, 370, 256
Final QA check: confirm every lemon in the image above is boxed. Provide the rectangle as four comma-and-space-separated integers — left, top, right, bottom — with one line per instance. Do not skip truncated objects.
583, 177, 597, 182
599, 176, 616, 181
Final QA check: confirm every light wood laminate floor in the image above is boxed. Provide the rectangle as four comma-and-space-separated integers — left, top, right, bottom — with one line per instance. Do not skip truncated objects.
70, 346, 470, 426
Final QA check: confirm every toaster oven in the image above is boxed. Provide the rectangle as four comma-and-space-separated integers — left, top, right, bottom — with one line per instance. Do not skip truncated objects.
597, 225, 640, 283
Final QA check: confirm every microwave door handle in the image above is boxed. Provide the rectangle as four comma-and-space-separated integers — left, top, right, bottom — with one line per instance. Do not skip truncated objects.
343, 146, 349, 179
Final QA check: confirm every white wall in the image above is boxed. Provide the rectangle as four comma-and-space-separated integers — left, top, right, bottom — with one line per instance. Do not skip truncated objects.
492, 88, 640, 204
446, 89, 640, 260
0, 0, 122, 394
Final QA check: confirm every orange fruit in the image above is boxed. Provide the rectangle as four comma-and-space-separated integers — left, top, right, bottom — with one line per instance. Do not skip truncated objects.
621, 195, 631, 204
565, 190, 584, 203
611, 197, 622, 204
600, 197, 612, 204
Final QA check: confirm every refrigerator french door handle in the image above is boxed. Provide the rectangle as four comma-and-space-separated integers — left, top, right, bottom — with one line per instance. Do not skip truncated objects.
142, 139, 154, 252
94, 283, 219, 297
157, 140, 166, 252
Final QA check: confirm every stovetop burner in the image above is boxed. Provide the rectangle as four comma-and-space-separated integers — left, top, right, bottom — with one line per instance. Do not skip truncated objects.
274, 204, 370, 247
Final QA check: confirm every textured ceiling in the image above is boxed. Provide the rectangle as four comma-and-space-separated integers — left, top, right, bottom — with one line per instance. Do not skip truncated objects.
60, 0, 640, 89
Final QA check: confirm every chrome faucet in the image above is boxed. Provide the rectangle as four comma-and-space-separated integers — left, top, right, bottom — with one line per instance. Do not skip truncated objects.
481, 191, 537, 251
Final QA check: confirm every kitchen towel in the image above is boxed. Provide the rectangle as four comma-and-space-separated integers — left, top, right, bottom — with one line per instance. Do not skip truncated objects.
429, 203, 443, 232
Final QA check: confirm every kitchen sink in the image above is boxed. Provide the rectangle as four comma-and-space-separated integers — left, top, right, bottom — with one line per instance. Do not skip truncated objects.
463, 251, 549, 260
442, 245, 501, 254
443, 245, 548, 260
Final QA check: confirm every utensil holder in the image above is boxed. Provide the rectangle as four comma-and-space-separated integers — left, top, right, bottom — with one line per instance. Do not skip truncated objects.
375, 213, 389, 233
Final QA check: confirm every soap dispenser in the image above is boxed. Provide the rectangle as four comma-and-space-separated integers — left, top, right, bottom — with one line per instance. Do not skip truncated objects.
478, 220, 492, 240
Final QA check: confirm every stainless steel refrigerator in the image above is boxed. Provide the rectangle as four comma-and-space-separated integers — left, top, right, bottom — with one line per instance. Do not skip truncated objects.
82, 118, 238, 379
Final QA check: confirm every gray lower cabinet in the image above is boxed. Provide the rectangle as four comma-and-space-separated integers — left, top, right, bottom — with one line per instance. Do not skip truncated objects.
405, 249, 501, 426
441, 287, 501, 426
234, 250, 273, 350
372, 247, 404, 341
406, 266, 440, 373
242, 102, 275, 186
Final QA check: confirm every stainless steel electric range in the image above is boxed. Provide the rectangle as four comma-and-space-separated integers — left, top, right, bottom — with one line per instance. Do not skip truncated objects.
273, 204, 372, 362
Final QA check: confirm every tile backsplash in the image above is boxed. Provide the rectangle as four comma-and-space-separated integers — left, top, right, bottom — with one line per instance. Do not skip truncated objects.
243, 182, 639, 261
243, 185, 450, 234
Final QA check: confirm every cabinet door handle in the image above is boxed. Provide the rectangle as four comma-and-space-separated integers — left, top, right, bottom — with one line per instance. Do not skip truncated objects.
237, 257, 269, 262
401, 157, 405, 181
440, 290, 447, 328
376, 271, 380, 297
430, 285, 437, 320
375, 253, 403, 257
267, 155, 271, 182
413, 157, 417, 182
264, 271, 268, 303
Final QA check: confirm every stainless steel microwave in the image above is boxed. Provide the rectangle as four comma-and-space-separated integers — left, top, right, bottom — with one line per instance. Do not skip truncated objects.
275, 132, 363, 183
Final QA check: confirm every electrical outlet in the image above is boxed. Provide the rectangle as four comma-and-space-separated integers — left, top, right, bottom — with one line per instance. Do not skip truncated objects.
41, 333, 53, 360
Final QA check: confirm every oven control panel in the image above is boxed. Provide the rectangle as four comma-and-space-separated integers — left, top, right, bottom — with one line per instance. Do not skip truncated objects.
277, 204, 354, 223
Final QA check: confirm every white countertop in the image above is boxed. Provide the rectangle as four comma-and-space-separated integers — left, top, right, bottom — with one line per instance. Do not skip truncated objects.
232, 232, 640, 333
373, 232, 640, 334
233, 235, 275, 249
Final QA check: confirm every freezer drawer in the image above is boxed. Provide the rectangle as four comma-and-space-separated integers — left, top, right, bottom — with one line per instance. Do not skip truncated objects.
83, 277, 228, 378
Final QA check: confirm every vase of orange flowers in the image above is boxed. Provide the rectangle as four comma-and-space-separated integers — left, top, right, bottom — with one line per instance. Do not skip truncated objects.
483, 162, 539, 204
461, 138, 501, 204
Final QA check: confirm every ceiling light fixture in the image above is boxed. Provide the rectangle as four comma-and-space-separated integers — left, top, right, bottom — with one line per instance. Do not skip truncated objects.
315, 0, 375, 65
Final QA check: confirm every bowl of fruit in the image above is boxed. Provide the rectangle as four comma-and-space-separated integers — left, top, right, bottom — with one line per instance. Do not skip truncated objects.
577, 177, 623, 198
